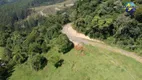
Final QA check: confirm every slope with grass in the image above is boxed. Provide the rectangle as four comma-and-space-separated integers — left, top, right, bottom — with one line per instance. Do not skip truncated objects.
9, 45, 142, 80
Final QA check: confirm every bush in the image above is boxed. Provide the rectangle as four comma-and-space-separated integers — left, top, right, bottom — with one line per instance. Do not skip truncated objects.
31, 54, 47, 71
56, 34, 74, 53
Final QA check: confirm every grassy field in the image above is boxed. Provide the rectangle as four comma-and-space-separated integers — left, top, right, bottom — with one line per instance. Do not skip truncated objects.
9, 45, 142, 80
0, 47, 4, 58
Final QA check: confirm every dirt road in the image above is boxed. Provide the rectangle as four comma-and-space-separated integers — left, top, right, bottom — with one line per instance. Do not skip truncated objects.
62, 23, 142, 63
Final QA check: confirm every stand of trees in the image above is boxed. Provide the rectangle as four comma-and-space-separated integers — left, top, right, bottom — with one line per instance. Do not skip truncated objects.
68, 0, 142, 55
0, 0, 72, 79
0, 13, 73, 79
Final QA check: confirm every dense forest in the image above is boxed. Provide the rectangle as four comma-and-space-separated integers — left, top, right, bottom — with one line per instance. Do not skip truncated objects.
0, 0, 64, 26
67, 0, 142, 55
0, 0, 73, 79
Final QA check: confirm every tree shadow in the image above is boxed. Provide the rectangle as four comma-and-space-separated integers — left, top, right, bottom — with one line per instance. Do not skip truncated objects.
63, 42, 74, 54
0, 66, 15, 80
40, 58, 48, 70
54, 59, 64, 68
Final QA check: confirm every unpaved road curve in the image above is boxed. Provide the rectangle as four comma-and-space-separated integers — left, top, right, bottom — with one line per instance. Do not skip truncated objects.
62, 23, 142, 63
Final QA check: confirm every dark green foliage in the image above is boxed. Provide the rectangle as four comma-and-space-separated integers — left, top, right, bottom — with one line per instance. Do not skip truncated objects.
31, 54, 47, 71
54, 59, 64, 68
134, 7, 142, 22
70, 0, 142, 55
24, 28, 39, 44
0, 60, 14, 80
0, 13, 73, 78
0, 25, 11, 46
2, 48, 12, 61
28, 42, 42, 53
0, 0, 64, 26
0, 0, 73, 79
12, 45, 28, 64
56, 34, 74, 53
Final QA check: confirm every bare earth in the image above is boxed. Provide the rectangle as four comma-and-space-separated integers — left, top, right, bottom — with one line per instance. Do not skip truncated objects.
32, 0, 75, 16
62, 23, 142, 63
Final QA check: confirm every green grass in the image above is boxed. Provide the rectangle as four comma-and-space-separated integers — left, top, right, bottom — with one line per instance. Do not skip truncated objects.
0, 47, 4, 58
9, 45, 142, 80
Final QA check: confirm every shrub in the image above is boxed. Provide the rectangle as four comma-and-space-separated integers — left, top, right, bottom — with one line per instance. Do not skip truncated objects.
56, 34, 74, 53
31, 54, 47, 71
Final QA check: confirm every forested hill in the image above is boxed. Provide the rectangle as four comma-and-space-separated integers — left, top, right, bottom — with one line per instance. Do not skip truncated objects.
0, 0, 17, 5
0, 0, 73, 79
68, 0, 142, 55
0, 0, 64, 26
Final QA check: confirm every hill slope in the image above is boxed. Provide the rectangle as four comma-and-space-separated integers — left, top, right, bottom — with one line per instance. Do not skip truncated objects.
1, 0, 142, 80
68, 0, 142, 56
9, 45, 142, 80
0, 0, 64, 25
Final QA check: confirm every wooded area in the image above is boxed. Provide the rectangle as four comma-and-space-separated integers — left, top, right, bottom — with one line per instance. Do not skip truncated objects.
68, 0, 142, 55
0, 0, 72, 79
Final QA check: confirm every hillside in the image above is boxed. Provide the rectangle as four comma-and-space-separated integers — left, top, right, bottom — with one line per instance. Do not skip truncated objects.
31, 0, 75, 16
68, 0, 142, 56
9, 45, 142, 80
0, 0, 64, 25
62, 23, 142, 63
0, 0, 142, 80
0, 0, 74, 79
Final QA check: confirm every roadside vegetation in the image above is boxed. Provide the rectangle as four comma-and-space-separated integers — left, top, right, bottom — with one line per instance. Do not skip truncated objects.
66, 0, 142, 56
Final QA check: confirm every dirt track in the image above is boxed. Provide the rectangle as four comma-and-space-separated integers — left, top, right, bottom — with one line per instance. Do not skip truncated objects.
62, 23, 142, 63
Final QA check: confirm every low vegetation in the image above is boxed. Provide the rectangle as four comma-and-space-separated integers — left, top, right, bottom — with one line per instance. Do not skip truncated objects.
0, 47, 4, 58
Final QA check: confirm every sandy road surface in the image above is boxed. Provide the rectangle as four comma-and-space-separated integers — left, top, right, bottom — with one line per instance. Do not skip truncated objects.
62, 23, 142, 63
